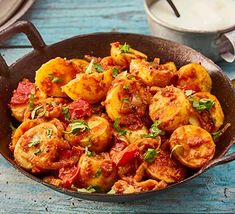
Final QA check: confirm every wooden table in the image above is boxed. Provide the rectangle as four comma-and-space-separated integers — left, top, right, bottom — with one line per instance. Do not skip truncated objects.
0, 0, 235, 213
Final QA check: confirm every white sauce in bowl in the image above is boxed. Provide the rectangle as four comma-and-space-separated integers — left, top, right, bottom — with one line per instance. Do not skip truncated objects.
150, 0, 235, 32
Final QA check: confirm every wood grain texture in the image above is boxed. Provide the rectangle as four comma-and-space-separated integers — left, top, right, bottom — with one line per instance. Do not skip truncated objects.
0, 0, 235, 213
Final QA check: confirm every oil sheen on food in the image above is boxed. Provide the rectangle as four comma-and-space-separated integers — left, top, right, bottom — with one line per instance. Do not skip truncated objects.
150, 0, 235, 31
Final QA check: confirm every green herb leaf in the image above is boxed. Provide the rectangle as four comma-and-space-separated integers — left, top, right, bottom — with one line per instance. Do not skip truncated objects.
28, 136, 41, 147
69, 120, 90, 134
33, 148, 42, 155
93, 62, 104, 73
123, 85, 129, 90
170, 144, 184, 158
185, 90, 194, 96
49, 74, 63, 83
31, 105, 43, 119
144, 148, 159, 163
29, 93, 35, 111
46, 128, 53, 138
85, 59, 94, 74
112, 68, 119, 78
120, 42, 130, 53
94, 167, 102, 178
85, 146, 96, 157
122, 97, 129, 103
62, 106, 70, 121
145, 122, 165, 138
189, 97, 215, 112
113, 118, 127, 136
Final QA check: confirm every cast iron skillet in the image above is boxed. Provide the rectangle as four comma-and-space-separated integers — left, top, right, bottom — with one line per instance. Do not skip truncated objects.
0, 21, 235, 202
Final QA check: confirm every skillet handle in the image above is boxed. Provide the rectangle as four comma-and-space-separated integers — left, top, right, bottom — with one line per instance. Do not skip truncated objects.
0, 21, 46, 77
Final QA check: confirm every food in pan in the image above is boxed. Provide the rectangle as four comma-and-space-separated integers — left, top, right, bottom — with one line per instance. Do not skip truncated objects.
9, 42, 229, 194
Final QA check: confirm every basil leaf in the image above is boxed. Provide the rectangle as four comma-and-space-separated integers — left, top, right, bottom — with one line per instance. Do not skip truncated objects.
144, 148, 159, 163
120, 42, 130, 53
113, 118, 127, 136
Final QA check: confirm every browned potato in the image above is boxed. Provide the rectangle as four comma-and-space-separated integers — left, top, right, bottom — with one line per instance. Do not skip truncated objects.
78, 153, 117, 192
188, 92, 224, 133
64, 115, 112, 152
145, 149, 186, 183
110, 42, 147, 68
14, 119, 66, 173
169, 125, 215, 168
149, 86, 190, 132
35, 57, 77, 97
130, 59, 177, 87
70, 59, 89, 73
62, 69, 113, 103
177, 63, 212, 92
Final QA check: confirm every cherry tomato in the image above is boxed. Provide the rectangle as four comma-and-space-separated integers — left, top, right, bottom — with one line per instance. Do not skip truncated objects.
58, 165, 80, 188
68, 99, 92, 120
10, 79, 35, 105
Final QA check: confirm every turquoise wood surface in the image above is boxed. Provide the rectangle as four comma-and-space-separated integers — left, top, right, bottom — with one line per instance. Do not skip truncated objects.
0, 0, 235, 213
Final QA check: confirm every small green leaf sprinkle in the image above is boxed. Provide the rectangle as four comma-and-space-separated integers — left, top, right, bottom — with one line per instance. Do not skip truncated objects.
49, 74, 63, 83
145, 122, 165, 138
85, 146, 96, 157
28, 136, 41, 148
31, 105, 43, 119
46, 128, 53, 138
29, 93, 35, 111
189, 97, 215, 112
93, 62, 104, 73
113, 118, 127, 136
144, 148, 159, 163
62, 106, 70, 121
112, 68, 119, 78
120, 42, 130, 53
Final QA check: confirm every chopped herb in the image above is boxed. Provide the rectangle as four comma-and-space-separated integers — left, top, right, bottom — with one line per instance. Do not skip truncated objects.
170, 144, 184, 158
33, 148, 42, 155
62, 106, 70, 121
49, 74, 63, 83
94, 167, 102, 178
185, 90, 194, 97
122, 97, 129, 103
123, 85, 129, 90
31, 105, 43, 119
28, 136, 41, 147
144, 148, 159, 163
189, 97, 214, 112
71, 184, 97, 193
85, 59, 94, 74
120, 42, 130, 53
29, 93, 35, 110
9, 122, 16, 132
46, 128, 53, 138
93, 62, 104, 73
112, 68, 119, 78
145, 122, 165, 138
85, 146, 96, 157
113, 118, 127, 136
67, 120, 90, 134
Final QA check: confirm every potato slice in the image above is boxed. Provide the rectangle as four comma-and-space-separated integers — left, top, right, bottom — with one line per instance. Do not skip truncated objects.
35, 57, 77, 97
149, 86, 190, 132
177, 63, 212, 92
70, 59, 89, 73
145, 149, 186, 183
188, 92, 224, 132
14, 119, 65, 173
169, 125, 215, 168
78, 153, 117, 192
130, 59, 177, 87
62, 69, 113, 103
64, 115, 112, 152
110, 42, 147, 68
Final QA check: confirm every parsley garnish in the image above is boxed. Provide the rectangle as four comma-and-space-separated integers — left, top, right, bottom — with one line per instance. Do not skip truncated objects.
112, 68, 119, 78
93, 62, 104, 73
64, 120, 90, 134
85, 146, 96, 156
113, 118, 127, 136
145, 122, 165, 138
122, 97, 129, 103
28, 136, 41, 147
33, 148, 42, 155
120, 42, 130, 53
144, 148, 159, 163
29, 93, 35, 110
49, 74, 63, 83
189, 97, 215, 112
94, 167, 102, 178
62, 106, 70, 121
46, 128, 53, 138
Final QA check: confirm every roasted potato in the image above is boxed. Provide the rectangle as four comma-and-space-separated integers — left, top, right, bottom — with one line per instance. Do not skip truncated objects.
14, 119, 66, 173
64, 115, 112, 152
110, 42, 147, 68
188, 92, 224, 132
35, 57, 77, 97
177, 63, 212, 92
62, 69, 113, 103
70, 58, 89, 73
169, 125, 215, 168
149, 86, 190, 132
78, 153, 117, 192
145, 149, 186, 183
130, 59, 177, 87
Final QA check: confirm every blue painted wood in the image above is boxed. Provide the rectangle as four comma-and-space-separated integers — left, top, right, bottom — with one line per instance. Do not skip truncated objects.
0, 0, 235, 213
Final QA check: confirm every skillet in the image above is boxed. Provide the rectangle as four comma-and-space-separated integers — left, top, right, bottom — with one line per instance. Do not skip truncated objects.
0, 21, 235, 202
